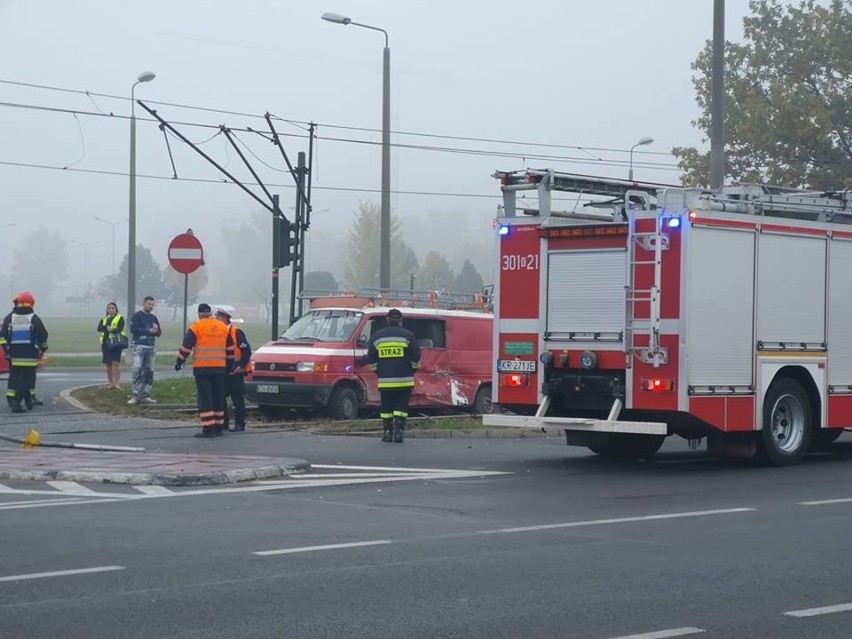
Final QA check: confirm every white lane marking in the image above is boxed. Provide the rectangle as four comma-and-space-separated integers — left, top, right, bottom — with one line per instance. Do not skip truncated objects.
0, 498, 128, 511
255, 540, 392, 556
798, 497, 852, 506
0, 497, 85, 508
256, 472, 436, 482
47, 481, 98, 496
311, 463, 494, 474
784, 602, 852, 618
132, 485, 174, 496
0, 565, 126, 583
478, 508, 755, 535
604, 628, 705, 639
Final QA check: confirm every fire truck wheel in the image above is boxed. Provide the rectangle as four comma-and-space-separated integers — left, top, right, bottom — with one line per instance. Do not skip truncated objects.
758, 378, 812, 466
328, 386, 359, 421
588, 434, 665, 460
472, 385, 494, 415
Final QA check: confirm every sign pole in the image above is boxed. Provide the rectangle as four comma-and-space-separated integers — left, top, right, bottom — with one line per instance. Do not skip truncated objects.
182, 272, 189, 339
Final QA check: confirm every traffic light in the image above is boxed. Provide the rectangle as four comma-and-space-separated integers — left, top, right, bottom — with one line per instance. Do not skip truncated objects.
273, 216, 299, 268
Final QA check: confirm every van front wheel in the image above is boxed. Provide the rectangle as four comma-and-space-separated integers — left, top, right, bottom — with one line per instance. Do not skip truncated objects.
473, 385, 494, 415
328, 387, 359, 421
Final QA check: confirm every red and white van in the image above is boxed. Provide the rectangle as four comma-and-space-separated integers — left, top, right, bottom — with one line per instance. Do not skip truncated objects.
245, 295, 494, 420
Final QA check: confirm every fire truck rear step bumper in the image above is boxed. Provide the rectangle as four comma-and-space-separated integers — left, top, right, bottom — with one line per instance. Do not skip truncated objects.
483, 397, 667, 435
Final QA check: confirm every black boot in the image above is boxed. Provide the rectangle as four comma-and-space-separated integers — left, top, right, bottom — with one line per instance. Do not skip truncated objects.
381, 418, 393, 442
11, 401, 24, 414
392, 416, 405, 443
24, 397, 33, 411
214, 426, 224, 437
194, 428, 217, 438
29, 395, 44, 407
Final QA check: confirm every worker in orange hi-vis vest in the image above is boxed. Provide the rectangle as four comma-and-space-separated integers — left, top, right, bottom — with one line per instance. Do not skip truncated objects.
175, 303, 234, 438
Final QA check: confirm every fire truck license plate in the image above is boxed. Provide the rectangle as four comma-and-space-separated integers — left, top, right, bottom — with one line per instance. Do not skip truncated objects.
497, 360, 536, 373
256, 385, 279, 394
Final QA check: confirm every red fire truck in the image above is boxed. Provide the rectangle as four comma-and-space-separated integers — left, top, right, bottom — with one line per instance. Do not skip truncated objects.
483, 169, 852, 465
246, 290, 494, 420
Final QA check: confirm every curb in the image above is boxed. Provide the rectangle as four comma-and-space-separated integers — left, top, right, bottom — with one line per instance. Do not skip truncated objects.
0, 457, 310, 487
58, 385, 95, 412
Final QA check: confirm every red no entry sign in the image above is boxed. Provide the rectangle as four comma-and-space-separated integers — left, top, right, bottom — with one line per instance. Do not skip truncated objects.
168, 232, 204, 274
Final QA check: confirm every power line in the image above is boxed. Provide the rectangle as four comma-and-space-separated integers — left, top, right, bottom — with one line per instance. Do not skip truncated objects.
0, 159, 504, 199
0, 77, 674, 158
0, 99, 680, 172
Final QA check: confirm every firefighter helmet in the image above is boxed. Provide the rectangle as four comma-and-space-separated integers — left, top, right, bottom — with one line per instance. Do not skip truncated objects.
14, 291, 35, 307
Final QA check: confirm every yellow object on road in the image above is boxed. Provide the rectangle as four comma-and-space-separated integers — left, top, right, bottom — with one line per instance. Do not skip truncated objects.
22, 429, 40, 449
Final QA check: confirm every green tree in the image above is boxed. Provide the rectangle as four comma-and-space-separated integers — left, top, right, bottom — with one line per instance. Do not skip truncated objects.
417, 251, 455, 291
303, 270, 339, 293
674, 0, 852, 189
96, 245, 167, 308
343, 201, 418, 290
454, 259, 484, 294
10, 227, 68, 311
162, 265, 209, 319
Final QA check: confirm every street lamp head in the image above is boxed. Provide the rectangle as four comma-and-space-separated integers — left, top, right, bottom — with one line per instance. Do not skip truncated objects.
136, 71, 156, 83
322, 12, 351, 25
636, 136, 654, 147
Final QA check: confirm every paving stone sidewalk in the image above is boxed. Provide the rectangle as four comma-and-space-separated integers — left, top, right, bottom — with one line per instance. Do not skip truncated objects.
0, 449, 309, 486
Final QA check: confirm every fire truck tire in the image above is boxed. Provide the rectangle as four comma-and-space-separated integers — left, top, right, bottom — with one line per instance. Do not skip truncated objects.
588, 434, 665, 460
757, 378, 812, 466
472, 385, 494, 415
328, 386, 359, 421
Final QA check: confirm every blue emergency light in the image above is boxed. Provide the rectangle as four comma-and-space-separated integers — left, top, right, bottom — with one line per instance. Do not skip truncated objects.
498, 224, 510, 236
667, 217, 681, 229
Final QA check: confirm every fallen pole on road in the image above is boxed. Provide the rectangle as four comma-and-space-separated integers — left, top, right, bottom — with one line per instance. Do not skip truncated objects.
0, 431, 146, 453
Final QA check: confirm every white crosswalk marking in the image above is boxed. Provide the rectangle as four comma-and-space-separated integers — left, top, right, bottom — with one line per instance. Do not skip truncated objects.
132, 485, 174, 496
0, 465, 510, 510
46, 481, 98, 496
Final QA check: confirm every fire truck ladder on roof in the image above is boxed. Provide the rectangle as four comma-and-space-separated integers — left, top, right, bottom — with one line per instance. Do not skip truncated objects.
494, 169, 673, 219
299, 288, 492, 312
624, 191, 668, 369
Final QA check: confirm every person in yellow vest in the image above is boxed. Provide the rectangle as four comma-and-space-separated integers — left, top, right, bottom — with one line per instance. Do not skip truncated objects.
215, 308, 253, 432
175, 303, 235, 438
96, 302, 127, 389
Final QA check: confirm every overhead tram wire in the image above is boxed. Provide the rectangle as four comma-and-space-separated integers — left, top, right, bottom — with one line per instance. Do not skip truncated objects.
1, 78, 673, 159
0, 98, 679, 173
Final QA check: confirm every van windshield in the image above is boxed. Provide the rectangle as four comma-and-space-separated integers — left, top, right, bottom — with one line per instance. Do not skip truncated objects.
280, 310, 363, 343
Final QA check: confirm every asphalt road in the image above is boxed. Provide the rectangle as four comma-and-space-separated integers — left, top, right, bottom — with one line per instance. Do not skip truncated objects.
2, 371, 852, 638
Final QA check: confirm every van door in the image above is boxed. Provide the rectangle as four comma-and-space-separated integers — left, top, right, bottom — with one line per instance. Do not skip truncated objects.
404, 318, 450, 407
356, 317, 382, 406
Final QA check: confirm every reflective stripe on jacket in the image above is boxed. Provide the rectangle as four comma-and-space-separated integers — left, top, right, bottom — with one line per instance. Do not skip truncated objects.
362, 325, 421, 389
98, 314, 126, 345
177, 317, 234, 373
229, 325, 253, 375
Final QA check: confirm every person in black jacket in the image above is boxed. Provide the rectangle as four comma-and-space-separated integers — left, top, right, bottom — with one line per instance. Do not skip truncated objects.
216, 308, 252, 432
357, 308, 421, 443
1, 291, 49, 413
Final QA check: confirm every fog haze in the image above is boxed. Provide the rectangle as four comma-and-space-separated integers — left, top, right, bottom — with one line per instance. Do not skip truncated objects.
0, 0, 778, 314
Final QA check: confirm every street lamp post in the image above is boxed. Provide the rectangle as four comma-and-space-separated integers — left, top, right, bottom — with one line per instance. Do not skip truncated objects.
128, 70, 155, 314
94, 216, 128, 276
322, 12, 391, 289
629, 137, 654, 182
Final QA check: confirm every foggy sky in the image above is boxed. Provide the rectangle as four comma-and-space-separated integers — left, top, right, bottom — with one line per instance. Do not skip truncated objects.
0, 0, 783, 303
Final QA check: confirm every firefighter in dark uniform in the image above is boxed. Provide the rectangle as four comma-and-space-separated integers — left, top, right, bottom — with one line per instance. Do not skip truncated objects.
216, 307, 252, 432
1, 292, 49, 414
358, 308, 421, 443
175, 303, 234, 438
